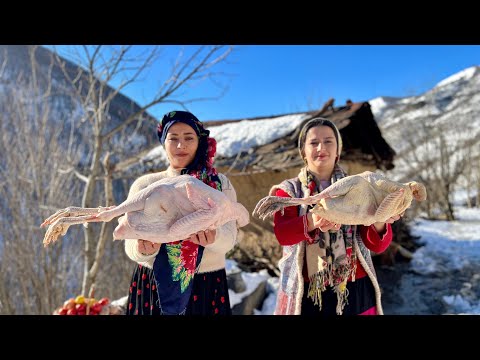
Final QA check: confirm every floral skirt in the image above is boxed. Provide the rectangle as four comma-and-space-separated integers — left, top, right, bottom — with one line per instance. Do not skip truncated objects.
126, 264, 231, 315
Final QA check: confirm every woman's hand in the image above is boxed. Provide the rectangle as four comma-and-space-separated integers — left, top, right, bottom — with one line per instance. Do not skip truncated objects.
309, 213, 341, 232
385, 211, 404, 224
373, 211, 404, 234
187, 229, 217, 246
137, 239, 161, 256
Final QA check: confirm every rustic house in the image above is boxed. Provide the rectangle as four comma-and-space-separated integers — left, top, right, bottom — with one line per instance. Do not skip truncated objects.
116, 98, 397, 272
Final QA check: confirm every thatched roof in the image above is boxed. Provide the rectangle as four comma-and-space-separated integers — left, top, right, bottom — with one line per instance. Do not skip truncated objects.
207, 99, 395, 174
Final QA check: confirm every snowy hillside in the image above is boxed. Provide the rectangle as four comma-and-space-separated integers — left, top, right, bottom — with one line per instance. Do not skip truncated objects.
370, 65, 480, 184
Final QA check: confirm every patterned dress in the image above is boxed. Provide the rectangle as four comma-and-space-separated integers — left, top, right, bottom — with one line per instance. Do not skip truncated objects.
126, 263, 231, 315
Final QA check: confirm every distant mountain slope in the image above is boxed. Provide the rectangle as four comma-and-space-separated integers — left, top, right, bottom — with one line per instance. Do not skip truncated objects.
0, 45, 159, 169
370, 65, 480, 184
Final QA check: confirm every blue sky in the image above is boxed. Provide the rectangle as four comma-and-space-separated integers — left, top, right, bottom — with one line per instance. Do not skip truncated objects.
48, 45, 480, 122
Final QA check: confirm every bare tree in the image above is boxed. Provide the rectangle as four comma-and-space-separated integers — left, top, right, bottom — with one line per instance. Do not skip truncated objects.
0, 47, 85, 314
0, 45, 233, 314
48, 45, 234, 297
458, 112, 480, 208
395, 100, 476, 220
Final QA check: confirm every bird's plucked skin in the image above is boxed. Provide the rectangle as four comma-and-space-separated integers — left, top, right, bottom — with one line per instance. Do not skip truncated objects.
41, 175, 250, 247
253, 171, 427, 226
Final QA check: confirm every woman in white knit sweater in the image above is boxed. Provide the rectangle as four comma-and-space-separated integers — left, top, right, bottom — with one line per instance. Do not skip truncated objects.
124, 110, 240, 315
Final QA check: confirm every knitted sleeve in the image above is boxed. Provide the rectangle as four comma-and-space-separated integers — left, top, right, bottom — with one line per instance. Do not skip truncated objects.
273, 189, 318, 246
204, 173, 239, 254
360, 223, 393, 253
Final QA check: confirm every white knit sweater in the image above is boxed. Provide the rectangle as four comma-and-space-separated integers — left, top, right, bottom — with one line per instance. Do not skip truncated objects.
124, 167, 239, 273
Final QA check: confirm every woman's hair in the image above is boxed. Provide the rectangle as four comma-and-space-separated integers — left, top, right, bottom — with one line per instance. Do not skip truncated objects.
298, 117, 343, 163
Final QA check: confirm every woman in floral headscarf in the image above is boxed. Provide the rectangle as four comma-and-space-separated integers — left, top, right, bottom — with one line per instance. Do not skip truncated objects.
124, 110, 241, 315
271, 117, 401, 315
